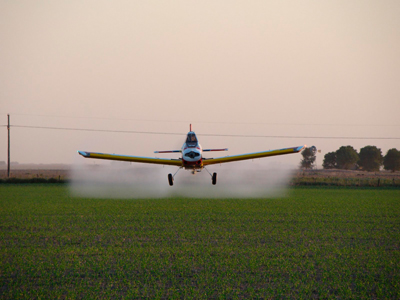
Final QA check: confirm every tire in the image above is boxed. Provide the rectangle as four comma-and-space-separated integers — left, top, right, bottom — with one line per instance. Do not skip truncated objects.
168, 173, 174, 186
212, 172, 217, 185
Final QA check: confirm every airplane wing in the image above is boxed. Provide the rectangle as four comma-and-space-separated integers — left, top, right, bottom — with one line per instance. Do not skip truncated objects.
202, 146, 305, 166
78, 151, 182, 166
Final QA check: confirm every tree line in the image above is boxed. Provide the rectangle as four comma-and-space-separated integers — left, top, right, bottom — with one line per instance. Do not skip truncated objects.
301, 146, 400, 172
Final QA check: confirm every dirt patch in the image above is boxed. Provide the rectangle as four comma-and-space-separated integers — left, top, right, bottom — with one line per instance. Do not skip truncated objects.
297, 169, 400, 180
1, 165, 399, 182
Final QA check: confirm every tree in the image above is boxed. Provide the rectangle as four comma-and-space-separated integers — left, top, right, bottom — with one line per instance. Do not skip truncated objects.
323, 152, 337, 169
358, 145, 383, 172
300, 146, 316, 169
336, 146, 359, 170
383, 148, 400, 172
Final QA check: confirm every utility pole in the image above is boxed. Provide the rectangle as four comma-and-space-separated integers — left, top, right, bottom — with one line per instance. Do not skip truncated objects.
7, 114, 10, 178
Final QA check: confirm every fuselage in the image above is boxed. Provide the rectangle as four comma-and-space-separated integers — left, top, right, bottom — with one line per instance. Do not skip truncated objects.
181, 131, 203, 169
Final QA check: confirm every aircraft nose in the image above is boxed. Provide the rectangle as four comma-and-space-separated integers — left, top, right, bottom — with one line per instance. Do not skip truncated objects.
185, 151, 200, 159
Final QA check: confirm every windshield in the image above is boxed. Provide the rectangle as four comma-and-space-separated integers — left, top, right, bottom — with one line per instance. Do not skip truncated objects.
186, 132, 198, 147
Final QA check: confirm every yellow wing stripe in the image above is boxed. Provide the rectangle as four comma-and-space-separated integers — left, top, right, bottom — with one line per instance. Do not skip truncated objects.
202, 146, 305, 166
78, 151, 183, 167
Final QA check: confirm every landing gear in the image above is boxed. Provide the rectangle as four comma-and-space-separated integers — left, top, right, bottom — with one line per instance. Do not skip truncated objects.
168, 168, 182, 186
168, 173, 174, 186
212, 172, 217, 185
204, 167, 217, 185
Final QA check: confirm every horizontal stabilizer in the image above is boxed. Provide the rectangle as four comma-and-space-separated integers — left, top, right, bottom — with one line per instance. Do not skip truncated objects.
154, 150, 181, 154
202, 148, 229, 152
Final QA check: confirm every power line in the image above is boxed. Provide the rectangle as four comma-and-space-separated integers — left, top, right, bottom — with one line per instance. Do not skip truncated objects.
11, 125, 400, 140
3, 113, 399, 127
12, 125, 184, 135
203, 134, 400, 140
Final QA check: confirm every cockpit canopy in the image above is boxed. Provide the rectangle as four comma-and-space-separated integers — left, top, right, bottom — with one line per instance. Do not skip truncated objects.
186, 132, 198, 148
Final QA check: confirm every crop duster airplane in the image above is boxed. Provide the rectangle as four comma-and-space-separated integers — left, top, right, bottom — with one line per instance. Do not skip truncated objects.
78, 125, 305, 186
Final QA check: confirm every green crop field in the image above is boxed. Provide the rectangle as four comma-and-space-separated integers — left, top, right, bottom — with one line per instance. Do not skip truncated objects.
1, 185, 399, 299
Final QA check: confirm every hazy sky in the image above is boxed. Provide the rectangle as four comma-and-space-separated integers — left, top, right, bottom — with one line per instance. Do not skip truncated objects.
1, 1, 399, 168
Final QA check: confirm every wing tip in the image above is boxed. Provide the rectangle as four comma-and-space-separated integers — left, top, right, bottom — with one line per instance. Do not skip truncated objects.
296, 145, 306, 152
78, 151, 89, 157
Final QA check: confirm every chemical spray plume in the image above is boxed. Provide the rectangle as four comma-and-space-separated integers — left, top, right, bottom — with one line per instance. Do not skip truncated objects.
69, 160, 295, 199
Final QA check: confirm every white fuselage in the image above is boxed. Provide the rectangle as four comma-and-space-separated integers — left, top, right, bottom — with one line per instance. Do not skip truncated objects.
181, 131, 203, 169
182, 143, 202, 162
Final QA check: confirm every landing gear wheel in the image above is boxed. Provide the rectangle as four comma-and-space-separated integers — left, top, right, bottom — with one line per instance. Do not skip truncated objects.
212, 172, 217, 185
168, 173, 174, 186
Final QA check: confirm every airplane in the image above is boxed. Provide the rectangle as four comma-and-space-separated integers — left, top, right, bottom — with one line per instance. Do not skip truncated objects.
78, 125, 305, 186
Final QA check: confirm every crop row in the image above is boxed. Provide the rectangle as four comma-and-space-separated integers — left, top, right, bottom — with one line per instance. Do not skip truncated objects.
1, 185, 399, 298
2, 176, 400, 187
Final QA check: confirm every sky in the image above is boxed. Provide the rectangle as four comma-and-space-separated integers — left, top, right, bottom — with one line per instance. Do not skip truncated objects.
0, 0, 399, 168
